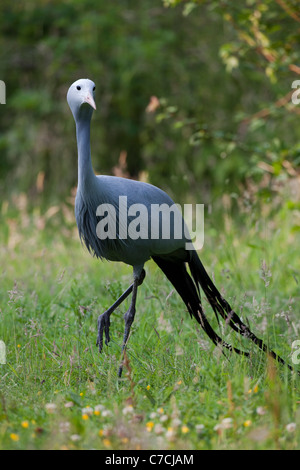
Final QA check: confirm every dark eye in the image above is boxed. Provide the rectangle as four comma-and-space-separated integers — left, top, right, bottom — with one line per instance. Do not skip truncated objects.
76, 85, 81, 90
93, 86, 95, 91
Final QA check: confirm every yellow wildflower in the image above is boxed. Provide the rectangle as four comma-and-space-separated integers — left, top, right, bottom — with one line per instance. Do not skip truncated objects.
146, 421, 154, 432
21, 421, 29, 429
253, 384, 259, 393
82, 414, 89, 421
10, 433, 19, 442
146, 385, 151, 390
94, 410, 101, 416
181, 425, 189, 434
103, 438, 111, 447
244, 420, 252, 427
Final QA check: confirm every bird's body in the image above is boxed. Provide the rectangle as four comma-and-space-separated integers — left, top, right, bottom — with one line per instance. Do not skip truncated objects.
67, 78, 296, 377
75, 174, 188, 269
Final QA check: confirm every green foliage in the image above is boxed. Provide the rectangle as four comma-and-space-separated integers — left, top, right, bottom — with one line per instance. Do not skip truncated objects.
1, 0, 299, 206
161, 0, 300, 201
0, 0, 218, 202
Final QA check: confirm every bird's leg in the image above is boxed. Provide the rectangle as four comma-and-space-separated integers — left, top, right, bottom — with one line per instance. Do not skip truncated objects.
118, 269, 145, 377
97, 283, 135, 353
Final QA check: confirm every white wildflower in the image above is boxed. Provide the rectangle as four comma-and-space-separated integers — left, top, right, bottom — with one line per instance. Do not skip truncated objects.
154, 424, 164, 435
221, 417, 233, 429
171, 418, 182, 428
165, 427, 175, 441
286, 423, 296, 433
64, 401, 74, 408
94, 404, 106, 412
160, 414, 168, 423
81, 407, 93, 416
59, 421, 70, 433
122, 405, 134, 416
256, 406, 266, 416
45, 403, 57, 414
214, 423, 222, 432
196, 424, 205, 434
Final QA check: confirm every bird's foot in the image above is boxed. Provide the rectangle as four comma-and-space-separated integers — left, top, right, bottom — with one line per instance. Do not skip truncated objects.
96, 311, 111, 353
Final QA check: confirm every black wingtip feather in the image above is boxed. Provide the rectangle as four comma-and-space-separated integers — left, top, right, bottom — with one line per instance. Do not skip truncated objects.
152, 255, 248, 358
188, 250, 297, 374
152, 251, 298, 376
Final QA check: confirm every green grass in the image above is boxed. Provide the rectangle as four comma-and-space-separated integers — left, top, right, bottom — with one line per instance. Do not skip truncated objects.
0, 198, 299, 450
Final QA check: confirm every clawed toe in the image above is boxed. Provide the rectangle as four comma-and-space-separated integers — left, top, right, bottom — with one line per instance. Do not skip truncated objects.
96, 312, 111, 352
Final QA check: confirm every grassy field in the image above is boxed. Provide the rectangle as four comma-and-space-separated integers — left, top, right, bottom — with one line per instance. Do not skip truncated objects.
0, 194, 299, 450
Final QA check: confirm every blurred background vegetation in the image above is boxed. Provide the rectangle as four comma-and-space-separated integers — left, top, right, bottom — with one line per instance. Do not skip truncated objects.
0, 1, 300, 450
0, 0, 299, 216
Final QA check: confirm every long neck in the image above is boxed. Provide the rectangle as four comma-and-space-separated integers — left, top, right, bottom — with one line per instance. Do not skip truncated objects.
76, 115, 95, 190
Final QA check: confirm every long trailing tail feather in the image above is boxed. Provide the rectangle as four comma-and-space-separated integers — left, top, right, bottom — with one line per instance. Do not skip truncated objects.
152, 255, 248, 357
188, 250, 296, 373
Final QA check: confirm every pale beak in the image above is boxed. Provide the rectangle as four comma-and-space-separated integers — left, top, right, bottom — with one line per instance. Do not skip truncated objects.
84, 92, 96, 110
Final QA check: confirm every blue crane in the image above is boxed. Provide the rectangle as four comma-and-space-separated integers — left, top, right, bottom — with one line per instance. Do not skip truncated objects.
67, 78, 294, 377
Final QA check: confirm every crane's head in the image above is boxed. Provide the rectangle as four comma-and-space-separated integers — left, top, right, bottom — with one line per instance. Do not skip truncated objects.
67, 78, 96, 122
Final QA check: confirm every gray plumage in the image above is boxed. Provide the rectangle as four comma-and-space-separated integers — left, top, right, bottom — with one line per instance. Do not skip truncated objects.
67, 78, 296, 376
76, 174, 187, 268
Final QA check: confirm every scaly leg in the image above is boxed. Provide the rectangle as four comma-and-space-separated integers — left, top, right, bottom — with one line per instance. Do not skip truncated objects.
96, 283, 134, 352
96, 270, 146, 354
118, 269, 145, 377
